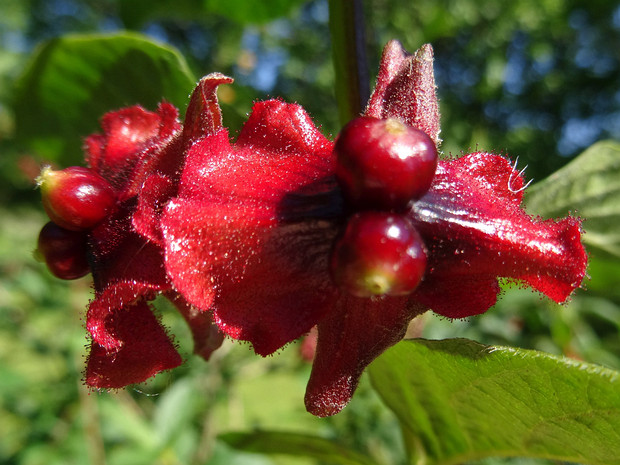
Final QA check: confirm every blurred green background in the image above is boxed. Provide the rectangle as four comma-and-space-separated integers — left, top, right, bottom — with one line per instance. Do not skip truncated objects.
1, 1, 620, 464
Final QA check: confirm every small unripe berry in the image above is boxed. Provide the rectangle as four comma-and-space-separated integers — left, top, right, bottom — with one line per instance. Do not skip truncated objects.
334, 116, 438, 210
330, 212, 427, 297
38, 166, 116, 231
36, 221, 90, 280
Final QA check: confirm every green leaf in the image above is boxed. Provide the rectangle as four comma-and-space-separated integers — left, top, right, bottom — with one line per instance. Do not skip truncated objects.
525, 140, 620, 259
368, 338, 620, 465
586, 256, 620, 299
220, 431, 381, 465
153, 378, 199, 446
13, 32, 196, 164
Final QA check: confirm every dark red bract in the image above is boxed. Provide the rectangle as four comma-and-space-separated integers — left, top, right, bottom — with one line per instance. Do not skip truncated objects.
36, 42, 587, 418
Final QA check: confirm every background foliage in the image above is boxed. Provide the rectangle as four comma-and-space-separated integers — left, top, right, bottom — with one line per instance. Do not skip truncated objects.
1, 1, 620, 464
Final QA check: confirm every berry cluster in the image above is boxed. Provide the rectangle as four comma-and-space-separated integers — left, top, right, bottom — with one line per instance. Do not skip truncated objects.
331, 116, 437, 297
36, 166, 117, 279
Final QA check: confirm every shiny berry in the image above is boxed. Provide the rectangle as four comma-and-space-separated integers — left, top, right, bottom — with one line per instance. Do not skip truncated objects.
36, 221, 90, 280
330, 212, 427, 297
334, 116, 438, 210
37, 166, 116, 231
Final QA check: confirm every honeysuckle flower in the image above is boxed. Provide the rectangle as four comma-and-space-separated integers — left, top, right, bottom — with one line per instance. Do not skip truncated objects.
50, 41, 585, 416
83, 74, 233, 387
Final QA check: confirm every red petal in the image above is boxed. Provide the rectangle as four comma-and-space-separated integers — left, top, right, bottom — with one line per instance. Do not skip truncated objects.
517, 216, 586, 302
127, 75, 234, 196
90, 205, 169, 290
305, 295, 426, 417
462, 151, 525, 204
410, 152, 587, 318
121, 136, 185, 199
163, 197, 339, 356
87, 281, 168, 350
87, 205, 172, 350
85, 103, 181, 192
86, 106, 161, 176
365, 41, 441, 147
162, 100, 340, 355
176, 100, 334, 203
413, 275, 501, 319
236, 99, 333, 157
166, 292, 224, 361
157, 102, 182, 140
132, 173, 176, 245
85, 299, 182, 388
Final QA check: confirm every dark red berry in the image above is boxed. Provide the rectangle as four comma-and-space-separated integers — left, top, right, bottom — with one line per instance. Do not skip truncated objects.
334, 116, 438, 210
38, 166, 116, 231
36, 221, 90, 280
330, 212, 427, 297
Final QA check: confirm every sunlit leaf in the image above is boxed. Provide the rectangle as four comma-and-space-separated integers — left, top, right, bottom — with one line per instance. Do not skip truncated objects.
13, 32, 195, 164
369, 338, 620, 465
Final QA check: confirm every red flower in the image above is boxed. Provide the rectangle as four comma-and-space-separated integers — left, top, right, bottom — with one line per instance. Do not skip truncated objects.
41, 42, 586, 417
160, 41, 585, 416
83, 74, 234, 388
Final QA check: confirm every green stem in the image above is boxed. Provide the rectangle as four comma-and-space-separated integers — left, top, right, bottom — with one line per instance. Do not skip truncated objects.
329, 0, 370, 126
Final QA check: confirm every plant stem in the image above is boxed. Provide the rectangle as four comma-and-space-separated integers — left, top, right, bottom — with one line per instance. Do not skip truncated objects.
329, 0, 370, 126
